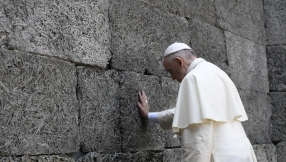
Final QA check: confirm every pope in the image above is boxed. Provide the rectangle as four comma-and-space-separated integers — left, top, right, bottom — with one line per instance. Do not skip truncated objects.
137, 42, 257, 162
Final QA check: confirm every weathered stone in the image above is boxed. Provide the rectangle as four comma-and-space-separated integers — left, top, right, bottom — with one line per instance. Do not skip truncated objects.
189, 19, 228, 72
270, 92, 286, 142
239, 89, 271, 144
141, 0, 217, 26
1, 0, 110, 67
276, 141, 286, 162
253, 144, 277, 162
109, 0, 190, 76
0, 49, 79, 155
163, 148, 181, 162
76, 151, 163, 162
77, 67, 121, 152
264, 0, 286, 45
267, 45, 286, 92
161, 77, 180, 148
225, 31, 269, 93
0, 155, 75, 162
118, 71, 164, 151
215, 0, 265, 45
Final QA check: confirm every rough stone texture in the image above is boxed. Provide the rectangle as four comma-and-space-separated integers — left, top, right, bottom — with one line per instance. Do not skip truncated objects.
163, 148, 181, 162
276, 141, 286, 162
253, 144, 277, 162
264, 0, 286, 45
109, 0, 190, 76
189, 19, 228, 73
117, 71, 164, 151
0, 0, 110, 67
77, 67, 120, 152
161, 77, 180, 148
0, 155, 75, 162
77, 151, 163, 162
270, 92, 286, 142
141, 0, 217, 26
0, 49, 79, 155
225, 31, 269, 93
215, 0, 265, 45
267, 45, 286, 92
239, 89, 271, 144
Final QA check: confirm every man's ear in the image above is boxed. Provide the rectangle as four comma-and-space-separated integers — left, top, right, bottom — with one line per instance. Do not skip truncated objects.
175, 57, 184, 67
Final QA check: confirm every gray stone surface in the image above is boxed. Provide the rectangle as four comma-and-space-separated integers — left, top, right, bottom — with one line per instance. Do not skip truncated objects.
264, 0, 286, 45
1, 0, 110, 67
267, 45, 286, 92
163, 148, 181, 162
117, 71, 164, 151
276, 141, 286, 162
189, 19, 228, 72
161, 77, 180, 148
77, 67, 121, 152
270, 92, 286, 142
0, 49, 79, 155
253, 144, 277, 162
77, 151, 163, 162
109, 0, 190, 76
225, 31, 269, 93
0, 155, 75, 162
141, 0, 217, 26
239, 89, 271, 144
216, 0, 265, 45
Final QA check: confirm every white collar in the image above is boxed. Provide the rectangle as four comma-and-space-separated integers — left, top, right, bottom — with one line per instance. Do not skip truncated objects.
187, 58, 205, 73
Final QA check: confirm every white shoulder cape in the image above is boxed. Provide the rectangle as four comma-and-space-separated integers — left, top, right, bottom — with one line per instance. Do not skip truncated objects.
172, 59, 248, 133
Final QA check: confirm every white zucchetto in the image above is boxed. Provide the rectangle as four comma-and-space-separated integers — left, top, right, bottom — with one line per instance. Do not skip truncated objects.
164, 42, 192, 57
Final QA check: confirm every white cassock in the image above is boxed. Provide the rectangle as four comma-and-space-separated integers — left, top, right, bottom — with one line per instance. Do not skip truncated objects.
157, 58, 257, 162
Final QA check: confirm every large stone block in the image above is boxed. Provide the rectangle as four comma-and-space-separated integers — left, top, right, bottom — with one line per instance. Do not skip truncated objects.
267, 45, 286, 92
189, 19, 228, 72
1, 0, 110, 67
225, 31, 269, 93
77, 67, 121, 152
239, 89, 271, 144
253, 144, 277, 162
276, 141, 286, 162
270, 92, 286, 142
215, 0, 265, 45
109, 0, 190, 76
0, 155, 75, 162
264, 0, 286, 45
77, 151, 163, 162
117, 71, 164, 151
0, 49, 79, 155
163, 148, 181, 162
141, 0, 217, 26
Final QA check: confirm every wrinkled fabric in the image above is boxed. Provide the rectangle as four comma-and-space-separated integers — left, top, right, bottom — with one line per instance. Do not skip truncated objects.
158, 108, 175, 130
172, 59, 248, 134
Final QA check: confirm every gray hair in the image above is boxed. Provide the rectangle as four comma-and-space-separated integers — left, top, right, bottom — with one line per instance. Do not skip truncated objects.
165, 49, 196, 62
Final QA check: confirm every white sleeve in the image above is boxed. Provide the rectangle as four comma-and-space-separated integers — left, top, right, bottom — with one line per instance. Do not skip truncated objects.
148, 112, 159, 123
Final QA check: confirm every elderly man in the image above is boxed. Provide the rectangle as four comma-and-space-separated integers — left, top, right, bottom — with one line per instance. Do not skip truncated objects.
137, 43, 257, 162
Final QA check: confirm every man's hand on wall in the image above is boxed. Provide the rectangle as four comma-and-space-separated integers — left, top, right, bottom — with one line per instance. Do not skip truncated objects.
137, 90, 149, 119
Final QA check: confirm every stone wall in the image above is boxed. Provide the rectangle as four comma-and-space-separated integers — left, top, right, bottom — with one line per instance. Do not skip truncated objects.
0, 0, 282, 161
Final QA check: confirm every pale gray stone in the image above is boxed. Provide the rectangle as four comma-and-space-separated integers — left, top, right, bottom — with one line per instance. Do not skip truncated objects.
215, 0, 265, 45
189, 19, 228, 72
163, 148, 181, 162
267, 45, 286, 92
0, 49, 79, 155
253, 144, 277, 162
0, 155, 75, 162
141, 0, 217, 26
117, 71, 164, 151
225, 31, 269, 93
276, 141, 286, 162
77, 67, 121, 152
239, 89, 271, 144
109, 0, 190, 76
264, 0, 286, 45
1, 0, 110, 67
270, 92, 286, 142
